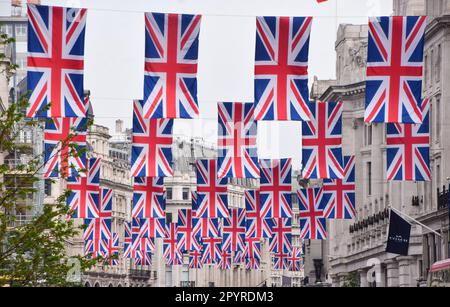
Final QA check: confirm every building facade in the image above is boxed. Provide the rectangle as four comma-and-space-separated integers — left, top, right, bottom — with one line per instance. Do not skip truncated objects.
310, 0, 450, 287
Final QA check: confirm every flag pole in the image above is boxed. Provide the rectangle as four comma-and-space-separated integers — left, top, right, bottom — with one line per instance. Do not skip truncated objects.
389, 206, 442, 238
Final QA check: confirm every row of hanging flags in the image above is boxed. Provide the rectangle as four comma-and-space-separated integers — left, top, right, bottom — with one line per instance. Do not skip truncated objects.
26, 3, 429, 268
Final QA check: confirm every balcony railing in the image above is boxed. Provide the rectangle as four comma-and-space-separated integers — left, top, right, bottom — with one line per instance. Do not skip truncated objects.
129, 269, 151, 279
437, 186, 449, 211
349, 208, 389, 234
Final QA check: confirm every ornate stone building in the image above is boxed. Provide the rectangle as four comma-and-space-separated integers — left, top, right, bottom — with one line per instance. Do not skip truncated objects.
310, 0, 450, 287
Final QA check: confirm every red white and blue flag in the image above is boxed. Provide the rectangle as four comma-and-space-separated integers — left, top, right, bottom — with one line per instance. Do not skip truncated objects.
143, 12, 201, 119
322, 155, 357, 219
269, 218, 292, 253
201, 236, 222, 265
365, 16, 427, 124
177, 209, 201, 252
189, 249, 203, 269
298, 188, 327, 240
254, 16, 313, 121
139, 217, 166, 238
123, 221, 133, 259
66, 157, 101, 219
287, 246, 303, 272
104, 232, 119, 266
131, 100, 174, 177
27, 4, 87, 118
132, 177, 166, 219
217, 102, 259, 179
222, 208, 246, 252
83, 217, 112, 259
193, 217, 221, 240
386, 99, 431, 181
259, 159, 292, 219
245, 190, 273, 239
43, 117, 87, 178
245, 257, 260, 270
273, 250, 289, 270
302, 101, 344, 179
195, 160, 229, 218
244, 236, 262, 261
163, 223, 183, 265
217, 247, 232, 270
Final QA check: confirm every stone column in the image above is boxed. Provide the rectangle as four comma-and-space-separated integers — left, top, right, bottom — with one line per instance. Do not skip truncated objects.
397, 256, 414, 287
385, 259, 399, 287
359, 269, 368, 287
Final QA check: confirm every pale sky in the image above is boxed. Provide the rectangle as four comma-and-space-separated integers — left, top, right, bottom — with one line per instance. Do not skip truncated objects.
38, 0, 393, 169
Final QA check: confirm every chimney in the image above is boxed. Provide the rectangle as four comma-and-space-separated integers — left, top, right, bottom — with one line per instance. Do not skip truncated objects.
12, 0, 41, 6
115, 119, 123, 134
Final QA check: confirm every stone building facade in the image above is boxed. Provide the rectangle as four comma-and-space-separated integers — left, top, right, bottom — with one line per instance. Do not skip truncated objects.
310, 0, 450, 287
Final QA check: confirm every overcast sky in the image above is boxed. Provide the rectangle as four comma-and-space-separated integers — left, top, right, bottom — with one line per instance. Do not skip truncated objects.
37, 0, 393, 169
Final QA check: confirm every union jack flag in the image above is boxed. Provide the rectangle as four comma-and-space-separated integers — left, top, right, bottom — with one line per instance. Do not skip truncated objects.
254, 16, 313, 121
386, 99, 431, 181
83, 217, 112, 258
245, 257, 260, 270
123, 221, 135, 259
298, 188, 327, 240
139, 217, 166, 238
189, 249, 203, 269
177, 209, 201, 252
365, 16, 427, 124
322, 155, 357, 219
66, 157, 101, 219
195, 160, 229, 218
104, 233, 119, 266
245, 190, 272, 239
143, 12, 201, 119
244, 237, 262, 261
136, 252, 152, 266
201, 237, 222, 265
217, 102, 259, 179
163, 223, 183, 265
273, 250, 289, 270
302, 101, 344, 179
269, 218, 292, 253
27, 4, 87, 118
287, 246, 303, 272
193, 217, 221, 239
131, 100, 174, 178
217, 247, 232, 270
222, 208, 246, 252
234, 250, 244, 264
132, 177, 166, 219
259, 159, 292, 219
97, 187, 113, 220
43, 117, 87, 178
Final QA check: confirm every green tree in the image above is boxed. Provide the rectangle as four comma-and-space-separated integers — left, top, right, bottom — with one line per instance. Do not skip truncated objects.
342, 272, 360, 288
0, 31, 98, 287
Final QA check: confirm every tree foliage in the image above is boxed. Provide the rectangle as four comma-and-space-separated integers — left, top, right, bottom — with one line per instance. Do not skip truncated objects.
0, 32, 98, 287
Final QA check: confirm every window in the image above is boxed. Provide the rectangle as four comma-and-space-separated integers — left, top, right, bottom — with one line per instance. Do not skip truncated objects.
166, 187, 172, 200
15, 24, 27, 37
430, 49, 434, 85
366, 124, 372, 146
436, 45, 441, 82
44, 179, 52, 196
436, 97, 441, 142
182, 188, 189, 200
367, 162, 372, 196
166, 212, 173, 224
0, 24, 12, 37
